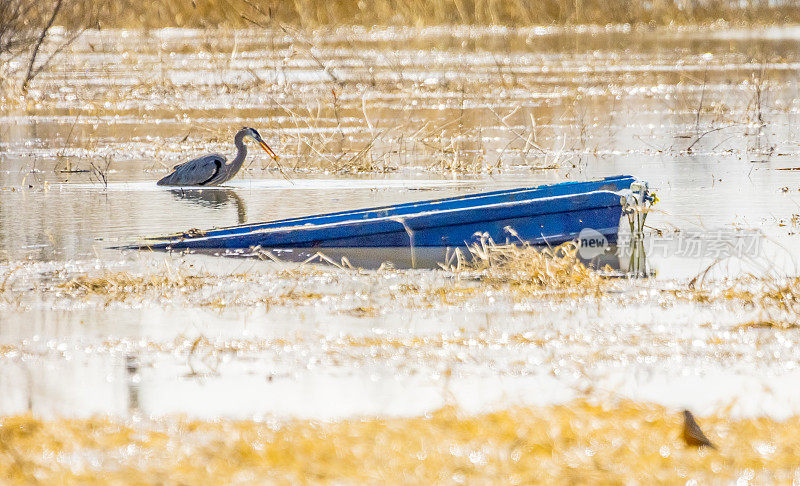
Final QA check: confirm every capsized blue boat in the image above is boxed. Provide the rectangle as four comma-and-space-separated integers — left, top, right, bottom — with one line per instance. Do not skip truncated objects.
133, 175, 644, 251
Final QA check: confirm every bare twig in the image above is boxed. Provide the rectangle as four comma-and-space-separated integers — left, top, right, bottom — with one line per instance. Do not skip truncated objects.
21, 0, 62, 91
686, 124, 741, 153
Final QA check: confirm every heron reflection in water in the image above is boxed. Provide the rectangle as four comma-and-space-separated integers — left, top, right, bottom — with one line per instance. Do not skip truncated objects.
169, 188, 247, 224
157, 127, 278, 186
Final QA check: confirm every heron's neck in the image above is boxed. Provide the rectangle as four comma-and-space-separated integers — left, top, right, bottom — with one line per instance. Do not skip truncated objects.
230, 130, 249, 167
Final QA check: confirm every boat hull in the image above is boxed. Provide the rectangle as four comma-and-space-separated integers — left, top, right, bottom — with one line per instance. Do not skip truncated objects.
135, 176, 637, 251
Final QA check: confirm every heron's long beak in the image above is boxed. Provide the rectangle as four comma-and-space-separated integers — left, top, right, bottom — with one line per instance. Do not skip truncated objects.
259, 140, 279, 161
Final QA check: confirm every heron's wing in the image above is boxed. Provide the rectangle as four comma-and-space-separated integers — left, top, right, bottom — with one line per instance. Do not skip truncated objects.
171, 153, 225, 170
158, 154, 226, 186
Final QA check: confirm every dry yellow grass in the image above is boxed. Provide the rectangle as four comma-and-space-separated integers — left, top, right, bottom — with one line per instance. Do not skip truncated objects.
82, 0, 800, 28
674, 276, 800, 327
723, 277, 800, 312
460, 240, 608, 297
60, 270, 210, 295
56, 267, 330, 308
0, 399, 796, 484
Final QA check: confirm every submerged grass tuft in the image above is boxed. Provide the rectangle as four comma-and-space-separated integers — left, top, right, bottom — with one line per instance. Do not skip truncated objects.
674, 276, 800, 328
54, 265, 327, 307
60, 268, 215, 296
735, 320, 800, 331
723, 277, 800, 314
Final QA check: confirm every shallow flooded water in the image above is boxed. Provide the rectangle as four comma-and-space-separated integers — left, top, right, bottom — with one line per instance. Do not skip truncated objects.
2, 25, 800, 422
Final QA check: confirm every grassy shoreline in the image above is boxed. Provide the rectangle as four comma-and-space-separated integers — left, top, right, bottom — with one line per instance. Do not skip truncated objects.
64, 0, 800, 30
1, 399, 795, 484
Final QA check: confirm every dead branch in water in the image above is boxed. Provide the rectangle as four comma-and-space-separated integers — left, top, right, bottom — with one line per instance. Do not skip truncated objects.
0, 0, 96, 91
21, 0, 62, 90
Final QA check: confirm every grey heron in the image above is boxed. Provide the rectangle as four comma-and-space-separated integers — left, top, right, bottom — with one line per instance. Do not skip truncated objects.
157, 127, 278, 186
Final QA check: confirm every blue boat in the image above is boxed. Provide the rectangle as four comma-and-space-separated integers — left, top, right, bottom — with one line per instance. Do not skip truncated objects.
134, 175, 644, 252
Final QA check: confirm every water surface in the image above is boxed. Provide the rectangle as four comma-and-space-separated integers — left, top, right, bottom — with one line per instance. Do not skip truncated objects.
2, 25, 800, 420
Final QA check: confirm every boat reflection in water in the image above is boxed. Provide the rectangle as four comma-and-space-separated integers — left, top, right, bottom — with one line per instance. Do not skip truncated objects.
583, 240, 650, 277
189, 236, 651, 276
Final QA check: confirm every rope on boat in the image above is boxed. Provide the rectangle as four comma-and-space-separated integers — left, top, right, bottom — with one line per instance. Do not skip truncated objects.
620, 180, 656, 277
